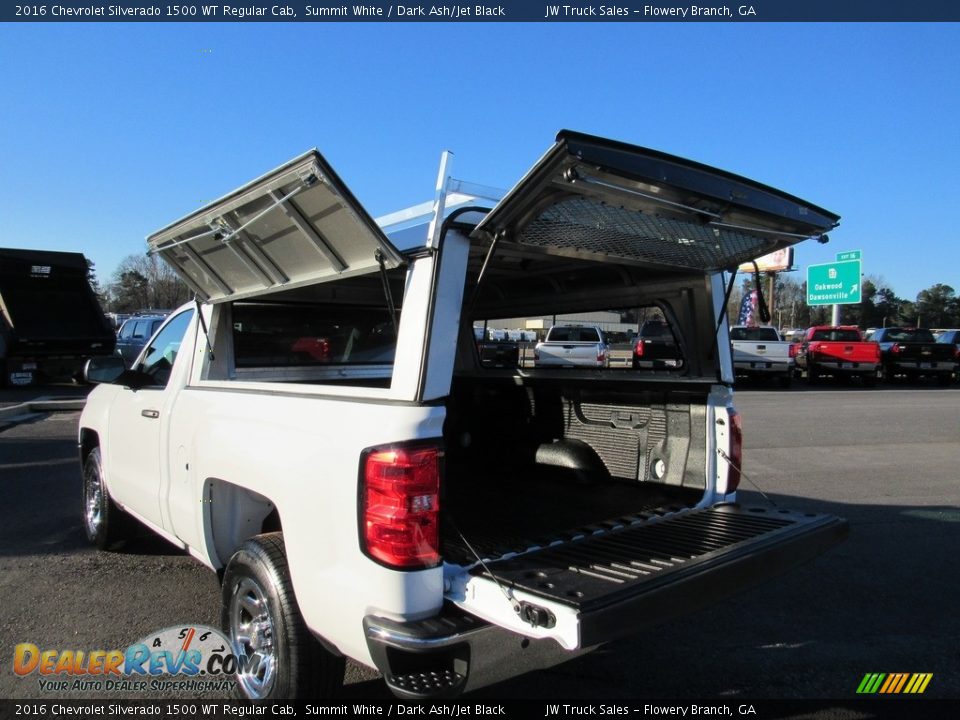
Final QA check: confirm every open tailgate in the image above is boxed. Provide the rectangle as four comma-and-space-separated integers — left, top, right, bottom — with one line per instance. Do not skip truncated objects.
147, 150, 403, 303
446, 504, 847, 650
473, 130, 839, 273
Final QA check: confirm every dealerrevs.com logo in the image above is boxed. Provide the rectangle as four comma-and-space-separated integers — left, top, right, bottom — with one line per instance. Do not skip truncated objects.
13, 625, 245, 693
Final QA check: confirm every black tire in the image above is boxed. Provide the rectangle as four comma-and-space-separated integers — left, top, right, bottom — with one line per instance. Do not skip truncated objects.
937, 373, 951, 387
778, 373, 792, 389
221, 533, 344, 700
82, 447, 131, 550
807, 367, 819, 384
862, 374, 877, 388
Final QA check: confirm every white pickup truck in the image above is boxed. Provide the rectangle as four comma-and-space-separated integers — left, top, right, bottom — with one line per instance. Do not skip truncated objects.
729, 325, 796, 387
79, 132, 847, 700
533, 325, 609, 367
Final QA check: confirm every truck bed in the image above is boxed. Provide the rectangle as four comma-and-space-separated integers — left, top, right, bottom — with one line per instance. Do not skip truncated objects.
442, 474, 700, 565
441, 376, 708, 566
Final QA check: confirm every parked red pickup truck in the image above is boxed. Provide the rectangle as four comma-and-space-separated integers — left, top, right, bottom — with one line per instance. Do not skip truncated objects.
796, 326, 880, 385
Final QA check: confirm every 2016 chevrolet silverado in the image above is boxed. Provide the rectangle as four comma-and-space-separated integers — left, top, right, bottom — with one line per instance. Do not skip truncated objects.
79, 132, 848, 700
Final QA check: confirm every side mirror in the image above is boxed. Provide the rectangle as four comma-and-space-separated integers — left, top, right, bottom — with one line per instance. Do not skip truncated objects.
84, 356, 126, 384
84, 357, 156, 389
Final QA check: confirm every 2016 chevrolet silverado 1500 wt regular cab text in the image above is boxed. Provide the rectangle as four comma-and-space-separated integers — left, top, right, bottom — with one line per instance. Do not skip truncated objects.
79, 131, 848, 700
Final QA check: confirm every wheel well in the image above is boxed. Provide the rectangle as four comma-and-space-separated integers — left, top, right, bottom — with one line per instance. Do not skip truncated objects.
79, 428, 99, 462
204, 479, 282, 567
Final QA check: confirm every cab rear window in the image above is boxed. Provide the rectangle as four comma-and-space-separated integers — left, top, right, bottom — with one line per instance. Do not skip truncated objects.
885, 329, 935, 343
232, 302, 397, 368
547, 327, 602, 343
810, 329, 861, 342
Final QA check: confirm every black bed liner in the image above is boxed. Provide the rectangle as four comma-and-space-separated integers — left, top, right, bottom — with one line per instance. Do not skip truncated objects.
469, 504, 847, 645
441, 478, 700, 566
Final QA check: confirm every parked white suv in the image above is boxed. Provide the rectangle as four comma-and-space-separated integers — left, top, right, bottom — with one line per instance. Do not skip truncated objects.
79, 131, 847, 700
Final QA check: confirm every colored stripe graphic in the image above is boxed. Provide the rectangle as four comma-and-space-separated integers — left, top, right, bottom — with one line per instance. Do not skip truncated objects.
857, 673, 932, 694
857, 673, 885, 694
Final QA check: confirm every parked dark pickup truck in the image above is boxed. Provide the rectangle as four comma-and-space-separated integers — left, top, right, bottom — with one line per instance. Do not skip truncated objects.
937, 330, 960, 382
870, 327, 956, 384
797, 326, 880, 385
0, 247, 115, 386
632, 319, 683, 370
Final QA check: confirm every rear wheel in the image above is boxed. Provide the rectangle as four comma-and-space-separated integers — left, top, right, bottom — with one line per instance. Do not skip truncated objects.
82, 447, 131, 550
937, 373, 951, 387
778, 373, 792, 389
861, 374, 877, 388
807, 367, 819, 384
221, 533, 344, 700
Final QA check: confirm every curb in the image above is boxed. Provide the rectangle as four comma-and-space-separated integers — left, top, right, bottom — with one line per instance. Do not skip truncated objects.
0, 396, 87, 422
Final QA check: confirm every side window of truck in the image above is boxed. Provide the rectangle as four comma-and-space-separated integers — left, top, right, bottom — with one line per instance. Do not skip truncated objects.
118, 320, 136, 340
139, 310, 194, 387
229, 289, 402, 387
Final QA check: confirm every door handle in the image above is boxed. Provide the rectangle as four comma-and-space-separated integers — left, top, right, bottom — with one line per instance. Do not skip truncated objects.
141, 409, 160, 419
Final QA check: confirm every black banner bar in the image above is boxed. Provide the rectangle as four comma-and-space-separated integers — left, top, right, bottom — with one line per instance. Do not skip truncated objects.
3, 699, 960, 720
3, 0, 960, 23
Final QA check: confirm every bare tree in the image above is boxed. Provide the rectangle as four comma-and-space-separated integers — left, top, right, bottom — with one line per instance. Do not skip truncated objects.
104, 254, 190, 312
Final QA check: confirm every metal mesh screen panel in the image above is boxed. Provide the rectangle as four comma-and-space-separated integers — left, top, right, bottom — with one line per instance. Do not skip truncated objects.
518, 197, 781, 271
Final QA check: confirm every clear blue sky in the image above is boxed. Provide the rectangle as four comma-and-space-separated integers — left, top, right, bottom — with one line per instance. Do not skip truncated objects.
0, 23, 957, 300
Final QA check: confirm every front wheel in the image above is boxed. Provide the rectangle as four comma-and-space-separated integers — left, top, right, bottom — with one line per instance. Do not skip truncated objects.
221, 533, 344, 700
82, 447, 131, 550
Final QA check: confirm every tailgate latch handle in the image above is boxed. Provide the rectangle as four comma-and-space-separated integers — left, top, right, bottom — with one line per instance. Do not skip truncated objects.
519, 601, 556, 629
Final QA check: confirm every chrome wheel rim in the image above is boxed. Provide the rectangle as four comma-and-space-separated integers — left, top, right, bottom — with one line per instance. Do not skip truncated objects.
84, 464, 102, 537
229, 576, 277, 699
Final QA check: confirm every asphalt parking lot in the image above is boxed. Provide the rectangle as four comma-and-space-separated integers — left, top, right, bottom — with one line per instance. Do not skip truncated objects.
1, 383, 958, 705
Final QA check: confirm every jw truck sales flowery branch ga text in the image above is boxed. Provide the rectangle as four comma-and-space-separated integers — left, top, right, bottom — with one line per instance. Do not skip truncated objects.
544, 706, 754, 717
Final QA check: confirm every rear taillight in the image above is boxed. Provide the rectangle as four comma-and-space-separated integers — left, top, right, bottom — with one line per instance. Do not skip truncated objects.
874, 344, 882, 362
533, 347, 540, 360
891, 344, 902, 354
724, 410, 743, 494
789, 344, 799, 359
361, 445, 441, 569
634, 340, 645, 357
597, 348, 606, 362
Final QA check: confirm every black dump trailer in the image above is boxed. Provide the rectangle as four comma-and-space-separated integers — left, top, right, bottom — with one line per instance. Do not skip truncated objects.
0, 248, 115, 386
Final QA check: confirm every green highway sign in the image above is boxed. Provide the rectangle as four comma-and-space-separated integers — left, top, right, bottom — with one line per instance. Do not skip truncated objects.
807, 259, 862, 306
836, 250, 862, 261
